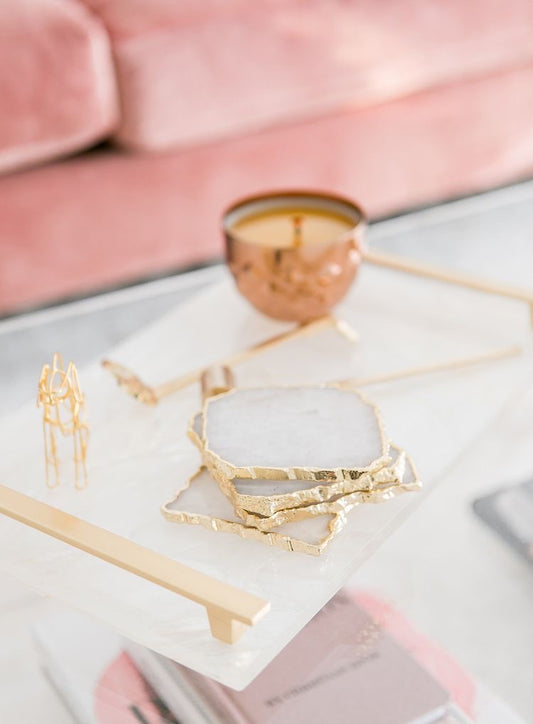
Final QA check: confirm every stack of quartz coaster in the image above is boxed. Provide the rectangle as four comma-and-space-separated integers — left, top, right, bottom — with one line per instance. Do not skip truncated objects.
162, 386, 421, 555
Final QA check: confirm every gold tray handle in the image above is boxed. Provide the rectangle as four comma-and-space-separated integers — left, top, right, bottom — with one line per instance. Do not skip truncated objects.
0, 483, 270, 644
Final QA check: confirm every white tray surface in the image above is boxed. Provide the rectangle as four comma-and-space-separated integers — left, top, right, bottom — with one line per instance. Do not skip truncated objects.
0, 264, 531, 689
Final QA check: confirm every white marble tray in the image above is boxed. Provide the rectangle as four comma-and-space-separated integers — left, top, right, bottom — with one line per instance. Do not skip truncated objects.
0, 264, 531, 689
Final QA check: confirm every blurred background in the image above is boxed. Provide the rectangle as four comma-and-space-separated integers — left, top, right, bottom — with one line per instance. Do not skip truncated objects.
2, 5, 533, 722
1, 0, 533, 317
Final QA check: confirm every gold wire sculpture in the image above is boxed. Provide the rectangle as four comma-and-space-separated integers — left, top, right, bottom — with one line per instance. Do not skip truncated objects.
37, 353, 89, 489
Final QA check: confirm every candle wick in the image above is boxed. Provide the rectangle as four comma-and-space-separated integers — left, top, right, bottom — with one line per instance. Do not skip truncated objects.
292, 215, 303, 248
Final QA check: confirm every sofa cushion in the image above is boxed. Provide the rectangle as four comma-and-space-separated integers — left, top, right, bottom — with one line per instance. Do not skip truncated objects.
0, 0, 118, 174
82, 0, 533, 151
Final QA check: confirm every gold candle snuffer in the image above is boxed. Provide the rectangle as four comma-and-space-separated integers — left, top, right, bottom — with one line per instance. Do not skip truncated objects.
102, 314, 357, 405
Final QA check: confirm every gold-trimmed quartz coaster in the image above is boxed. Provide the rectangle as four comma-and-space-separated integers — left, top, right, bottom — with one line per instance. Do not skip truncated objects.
189, 412, 401, 516
235, 452, 422, 532
228, 442, 408, 517
161, 467, 344, 556
200, 385, 390, 483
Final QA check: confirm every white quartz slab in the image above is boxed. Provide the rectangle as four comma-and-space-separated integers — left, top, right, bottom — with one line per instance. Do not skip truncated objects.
203, 386, 387, 472
164, 467, 338, 551
0, 264, 531, 690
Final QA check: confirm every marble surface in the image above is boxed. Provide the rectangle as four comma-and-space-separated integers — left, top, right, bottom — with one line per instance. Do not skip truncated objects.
2, 181, 533, 718
0, 241, 530, 690
203, 386, 387, 471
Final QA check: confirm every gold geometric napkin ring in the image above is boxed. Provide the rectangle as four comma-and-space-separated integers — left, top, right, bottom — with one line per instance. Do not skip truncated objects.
37, 353, 89, 489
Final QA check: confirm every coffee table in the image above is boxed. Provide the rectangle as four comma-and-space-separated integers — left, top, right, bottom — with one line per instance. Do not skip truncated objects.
2, 182, 533, 721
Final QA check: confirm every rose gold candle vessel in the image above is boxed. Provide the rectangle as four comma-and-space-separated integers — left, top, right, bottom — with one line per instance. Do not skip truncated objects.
223, 191, 366, 322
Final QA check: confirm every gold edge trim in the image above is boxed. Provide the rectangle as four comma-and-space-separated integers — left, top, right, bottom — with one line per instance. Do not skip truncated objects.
210, 463, 374, 517
201, 385, 390, 484
211, 443, 421, 520
161, 467, 343, 556
187, 412, 204, 452
203, 444, 406, 518
236, 472, 422, 531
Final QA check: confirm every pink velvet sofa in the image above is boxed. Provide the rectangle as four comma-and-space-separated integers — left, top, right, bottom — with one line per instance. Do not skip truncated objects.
1, 0, 533, 315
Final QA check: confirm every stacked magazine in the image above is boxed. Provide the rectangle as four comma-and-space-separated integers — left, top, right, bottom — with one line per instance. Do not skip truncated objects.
33, 591, 523, 724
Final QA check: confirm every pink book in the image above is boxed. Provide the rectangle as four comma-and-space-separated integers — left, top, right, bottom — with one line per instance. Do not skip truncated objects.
170, 591, 449, 724
34, 591, 524, 724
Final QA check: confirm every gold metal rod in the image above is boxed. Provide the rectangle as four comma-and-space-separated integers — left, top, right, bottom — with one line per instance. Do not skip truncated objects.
103, 315, 358, 404
363, 249, 533, 307
153, 315, 354, 398
0, 483, 270, 644
337, 345, 522, 389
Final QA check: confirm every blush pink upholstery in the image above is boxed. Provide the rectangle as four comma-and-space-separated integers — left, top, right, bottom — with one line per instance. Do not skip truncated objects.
0, 0, 118, 175
1, 0, 533, 314
1, 62, 533, 314
80, 0, 533, 150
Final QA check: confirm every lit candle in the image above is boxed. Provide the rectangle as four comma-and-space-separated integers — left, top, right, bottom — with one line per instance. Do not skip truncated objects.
223, 191, 366, 322
231, 206, 355, 249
